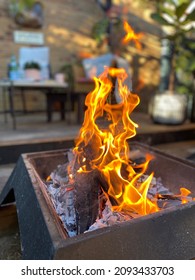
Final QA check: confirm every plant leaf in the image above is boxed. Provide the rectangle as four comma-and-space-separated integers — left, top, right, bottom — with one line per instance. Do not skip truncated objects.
165, 0, 177, 6
185, 8, 195, 21
151, 13, 174, 26
161, 6, 175, 17
176, 2, 190, 19
165, 34, 177, 41
189, 61, 195, 71
187, 41, 195, 50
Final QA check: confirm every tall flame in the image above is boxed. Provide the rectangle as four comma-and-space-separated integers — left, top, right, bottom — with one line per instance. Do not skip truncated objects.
122, 20, 144, 49
74, 67, 159, 215
73, 21, 193, 218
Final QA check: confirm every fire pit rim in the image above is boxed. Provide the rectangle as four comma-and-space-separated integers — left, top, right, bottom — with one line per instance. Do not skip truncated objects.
56, 201, 195, 249
130, 141, 195, 168
58, 199, 195, 242
24, 141, 195, 169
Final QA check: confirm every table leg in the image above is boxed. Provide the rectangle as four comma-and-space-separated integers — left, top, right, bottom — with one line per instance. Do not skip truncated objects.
77, 94, 86, 124
66, 88, 72, 125
8, 84, 16, 130
46, 94, 52, 122
21, 89, 27, 113
2, 87, 8, 123
60, 102, 65, 120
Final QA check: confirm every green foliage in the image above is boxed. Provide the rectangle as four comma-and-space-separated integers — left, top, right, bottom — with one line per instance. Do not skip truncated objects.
9, 0, 35, 15
91, 18, 109, 45
151, 13, 173, 26
19, 0, 35, 9
185, 8, 195, 22
59, 63, 74, 89
11, 0, 35, 9
151, 1, 194, 30
150, 0, 195, 94
91, 16, 124, 52
175, 39, 195, 95
24, 61, 41, 70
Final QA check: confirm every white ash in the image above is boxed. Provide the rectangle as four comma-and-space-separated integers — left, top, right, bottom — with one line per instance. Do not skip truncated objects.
86, 176, 172, 233
46, 163, 77, 237
45, 165, 191, 237
141, 175, 172, 198
86, 200, 140, 232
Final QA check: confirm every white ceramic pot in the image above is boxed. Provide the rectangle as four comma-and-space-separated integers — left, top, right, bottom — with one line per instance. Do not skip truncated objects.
149, 91, 187, 124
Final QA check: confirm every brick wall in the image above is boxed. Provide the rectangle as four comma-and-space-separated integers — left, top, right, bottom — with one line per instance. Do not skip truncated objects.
0, 0, 162, 113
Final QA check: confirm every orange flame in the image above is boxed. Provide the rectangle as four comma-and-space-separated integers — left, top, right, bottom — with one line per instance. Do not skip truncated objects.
122, 20, 144, 49
46, 175, 51, 182
74, 67, 159, 216
177, 187, 192, 204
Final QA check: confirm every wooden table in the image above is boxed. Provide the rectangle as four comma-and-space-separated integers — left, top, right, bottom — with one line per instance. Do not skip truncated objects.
0, 79, 69, 129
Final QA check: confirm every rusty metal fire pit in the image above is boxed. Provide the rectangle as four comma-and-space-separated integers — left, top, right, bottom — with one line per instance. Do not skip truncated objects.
0, 142, 195, 260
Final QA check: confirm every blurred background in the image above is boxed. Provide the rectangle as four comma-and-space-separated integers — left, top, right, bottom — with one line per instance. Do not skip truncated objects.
0, 0, 195, 259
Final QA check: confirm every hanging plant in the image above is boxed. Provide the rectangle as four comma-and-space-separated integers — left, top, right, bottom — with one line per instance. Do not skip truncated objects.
8, 0, 43, 28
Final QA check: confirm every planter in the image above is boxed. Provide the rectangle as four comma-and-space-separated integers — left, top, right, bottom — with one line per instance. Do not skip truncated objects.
149, 91, 187, 125
25, 69, 41, 81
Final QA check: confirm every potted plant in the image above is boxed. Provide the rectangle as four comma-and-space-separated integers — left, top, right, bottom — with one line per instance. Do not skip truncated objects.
24, 61, 41, 80
148, 0, 195, 124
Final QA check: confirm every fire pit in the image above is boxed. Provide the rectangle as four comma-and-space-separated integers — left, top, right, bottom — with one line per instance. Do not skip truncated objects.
0, 142, 195, 260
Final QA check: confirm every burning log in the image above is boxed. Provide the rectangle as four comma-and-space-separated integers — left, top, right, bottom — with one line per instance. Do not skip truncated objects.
71, 142, 116, 234
47, 149, 101, 235
73, 170, 100, 234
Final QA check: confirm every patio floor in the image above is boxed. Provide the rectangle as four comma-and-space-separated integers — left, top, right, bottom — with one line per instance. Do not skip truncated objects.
1, 111, 195, 144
